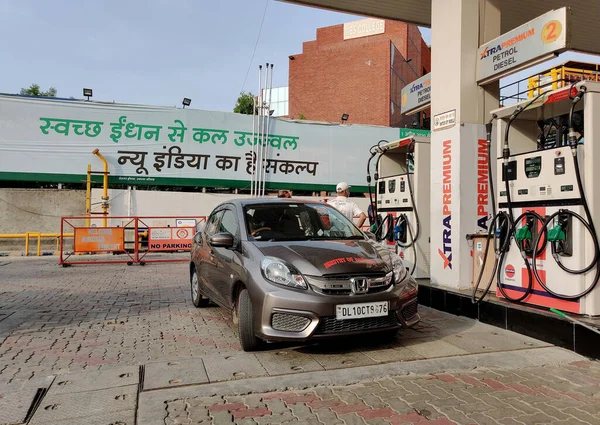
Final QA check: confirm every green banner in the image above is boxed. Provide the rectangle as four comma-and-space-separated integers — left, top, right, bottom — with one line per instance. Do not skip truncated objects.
399, 128, 431, 138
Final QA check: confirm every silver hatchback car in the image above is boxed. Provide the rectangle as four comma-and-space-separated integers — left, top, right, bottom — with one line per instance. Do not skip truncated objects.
190, 198, 420, 351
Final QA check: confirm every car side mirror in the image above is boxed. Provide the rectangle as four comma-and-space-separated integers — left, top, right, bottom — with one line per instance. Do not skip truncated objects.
209, 232, 235, 249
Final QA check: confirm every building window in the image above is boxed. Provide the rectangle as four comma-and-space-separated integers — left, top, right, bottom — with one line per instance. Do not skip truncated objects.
389, 43, 415, 128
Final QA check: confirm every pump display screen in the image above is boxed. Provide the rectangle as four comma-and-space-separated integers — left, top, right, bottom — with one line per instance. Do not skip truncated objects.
524, 156, 542, 178
388, 180, 396, 193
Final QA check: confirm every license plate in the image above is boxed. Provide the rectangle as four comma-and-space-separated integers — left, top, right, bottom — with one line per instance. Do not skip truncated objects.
335, 301, 389, 320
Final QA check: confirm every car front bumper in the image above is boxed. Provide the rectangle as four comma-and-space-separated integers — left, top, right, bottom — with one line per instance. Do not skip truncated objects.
254, 279, 420, 342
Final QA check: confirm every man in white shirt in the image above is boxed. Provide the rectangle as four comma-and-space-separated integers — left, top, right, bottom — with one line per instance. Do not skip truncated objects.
327, 182, 367, 229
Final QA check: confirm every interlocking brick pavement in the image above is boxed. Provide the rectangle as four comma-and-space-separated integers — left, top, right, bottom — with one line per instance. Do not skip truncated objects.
0, 257, 239, 386
162, 360, 600, 425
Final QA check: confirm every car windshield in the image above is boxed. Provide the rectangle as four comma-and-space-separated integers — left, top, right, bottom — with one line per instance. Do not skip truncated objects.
244, 203, 364, 241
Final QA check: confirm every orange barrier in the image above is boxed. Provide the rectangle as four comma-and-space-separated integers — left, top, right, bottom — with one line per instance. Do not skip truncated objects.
59, 215, 206, 266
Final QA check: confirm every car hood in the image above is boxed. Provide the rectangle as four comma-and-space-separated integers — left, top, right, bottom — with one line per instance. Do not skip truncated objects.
253, 239, 392, 276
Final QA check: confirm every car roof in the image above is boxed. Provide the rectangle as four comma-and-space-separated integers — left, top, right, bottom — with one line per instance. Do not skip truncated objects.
217, 197, 322, 209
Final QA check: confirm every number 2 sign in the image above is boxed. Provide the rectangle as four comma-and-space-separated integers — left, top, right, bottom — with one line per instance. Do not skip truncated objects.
541, 20, 563, 44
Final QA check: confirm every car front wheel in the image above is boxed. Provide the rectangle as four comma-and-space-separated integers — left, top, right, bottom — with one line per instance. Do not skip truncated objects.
237, 288, 263, 351
191, 268, 210, 308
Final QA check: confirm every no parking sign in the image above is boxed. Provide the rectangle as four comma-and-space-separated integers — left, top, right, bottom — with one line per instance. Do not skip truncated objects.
148, 226, 193, 251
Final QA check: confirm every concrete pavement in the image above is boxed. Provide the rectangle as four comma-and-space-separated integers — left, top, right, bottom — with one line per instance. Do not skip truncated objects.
0, 257, 598, 425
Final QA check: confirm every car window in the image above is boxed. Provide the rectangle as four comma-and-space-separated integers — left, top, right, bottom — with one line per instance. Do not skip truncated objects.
243, 203, 363, 241
205, 210, 224, 237
220, 209, 239, 237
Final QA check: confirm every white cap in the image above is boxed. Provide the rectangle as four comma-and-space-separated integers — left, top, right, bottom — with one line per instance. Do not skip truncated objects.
336, 182, 350, 192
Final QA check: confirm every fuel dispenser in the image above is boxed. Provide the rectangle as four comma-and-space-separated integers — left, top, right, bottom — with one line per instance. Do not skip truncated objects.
366, 136, 431, 278
477, 81, 600, 316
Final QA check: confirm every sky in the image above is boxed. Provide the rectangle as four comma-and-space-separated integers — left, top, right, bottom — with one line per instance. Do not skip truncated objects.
1, 0, 596, 112
0, 0, 429, 111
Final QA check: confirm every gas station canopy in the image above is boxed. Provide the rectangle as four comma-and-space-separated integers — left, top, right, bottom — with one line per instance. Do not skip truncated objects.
282, 0, 600, 56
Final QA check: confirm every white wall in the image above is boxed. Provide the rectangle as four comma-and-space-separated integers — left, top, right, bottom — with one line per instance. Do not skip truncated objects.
91, 188, 371, 226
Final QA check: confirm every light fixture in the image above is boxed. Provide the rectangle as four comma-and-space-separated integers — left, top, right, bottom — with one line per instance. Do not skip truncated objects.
341, 113, 349, 123
404, 58, 412, 63
83, 88, 92, 101
182, 98, 191, 108
289, 55, 295, 60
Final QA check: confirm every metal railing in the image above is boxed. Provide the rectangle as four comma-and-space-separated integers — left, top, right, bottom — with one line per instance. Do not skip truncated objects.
500, 63, 600, 106
0, 232, 74, 256
59, 215, 206, 266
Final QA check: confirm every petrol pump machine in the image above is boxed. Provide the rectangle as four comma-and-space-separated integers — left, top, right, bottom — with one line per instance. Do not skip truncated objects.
368, 136, 431, 279
490, 81, 600, 316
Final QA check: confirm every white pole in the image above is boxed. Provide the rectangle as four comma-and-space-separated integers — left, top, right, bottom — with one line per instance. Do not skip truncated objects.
251, 66, 261, 197
256, 65, 265, 197
262, 64, 274, 197
259, 63, 269, 197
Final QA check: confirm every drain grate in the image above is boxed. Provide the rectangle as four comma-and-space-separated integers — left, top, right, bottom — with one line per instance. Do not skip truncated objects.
138, 365, 145, 393
24, 388, 48, 423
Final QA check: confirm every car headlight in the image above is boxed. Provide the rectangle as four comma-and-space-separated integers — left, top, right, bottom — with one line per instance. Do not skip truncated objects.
389, 251, 408, 284
261, 257, 307, 290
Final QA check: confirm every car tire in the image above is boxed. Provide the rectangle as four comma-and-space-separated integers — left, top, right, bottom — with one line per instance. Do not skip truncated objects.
237, 288, 263, 352
191, 268, 210, 308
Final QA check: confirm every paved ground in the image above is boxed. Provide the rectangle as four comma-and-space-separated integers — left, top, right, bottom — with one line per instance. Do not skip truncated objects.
0, 256, 238, 386
0, 256, 598, 425
157, 359, 600, 425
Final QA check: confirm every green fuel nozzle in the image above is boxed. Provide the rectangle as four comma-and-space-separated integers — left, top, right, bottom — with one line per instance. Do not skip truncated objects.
547, 225, 566, 242
515, 225, 532, 242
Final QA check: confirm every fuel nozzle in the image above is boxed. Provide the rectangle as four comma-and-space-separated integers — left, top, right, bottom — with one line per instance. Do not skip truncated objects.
548, 214, 568, 243
515, 224, 532, 242
393, 224, 403, 242
516, 216, 536, 255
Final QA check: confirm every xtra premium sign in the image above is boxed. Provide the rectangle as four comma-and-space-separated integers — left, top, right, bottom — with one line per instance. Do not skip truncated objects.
477, 7, 569, 84
0, 95, 400, 191
401, 73, 431, 115
343, 18, 385, 40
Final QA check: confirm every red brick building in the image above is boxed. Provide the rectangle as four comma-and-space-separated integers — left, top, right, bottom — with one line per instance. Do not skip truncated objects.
288, 18, 431, 128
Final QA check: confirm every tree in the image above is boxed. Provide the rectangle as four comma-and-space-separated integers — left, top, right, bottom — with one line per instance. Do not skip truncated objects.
234, 91, 255, 114
20, 84, 57, 97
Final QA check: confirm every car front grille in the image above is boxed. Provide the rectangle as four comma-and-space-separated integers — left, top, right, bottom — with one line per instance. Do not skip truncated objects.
305, 272, 392, 296
315, 314, 399, 335
401, 299, 418, 321
271, 313, 311, 332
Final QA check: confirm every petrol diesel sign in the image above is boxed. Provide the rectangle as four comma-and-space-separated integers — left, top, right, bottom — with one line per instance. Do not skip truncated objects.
400, 73, 431, 115
477, 7, 568, 84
